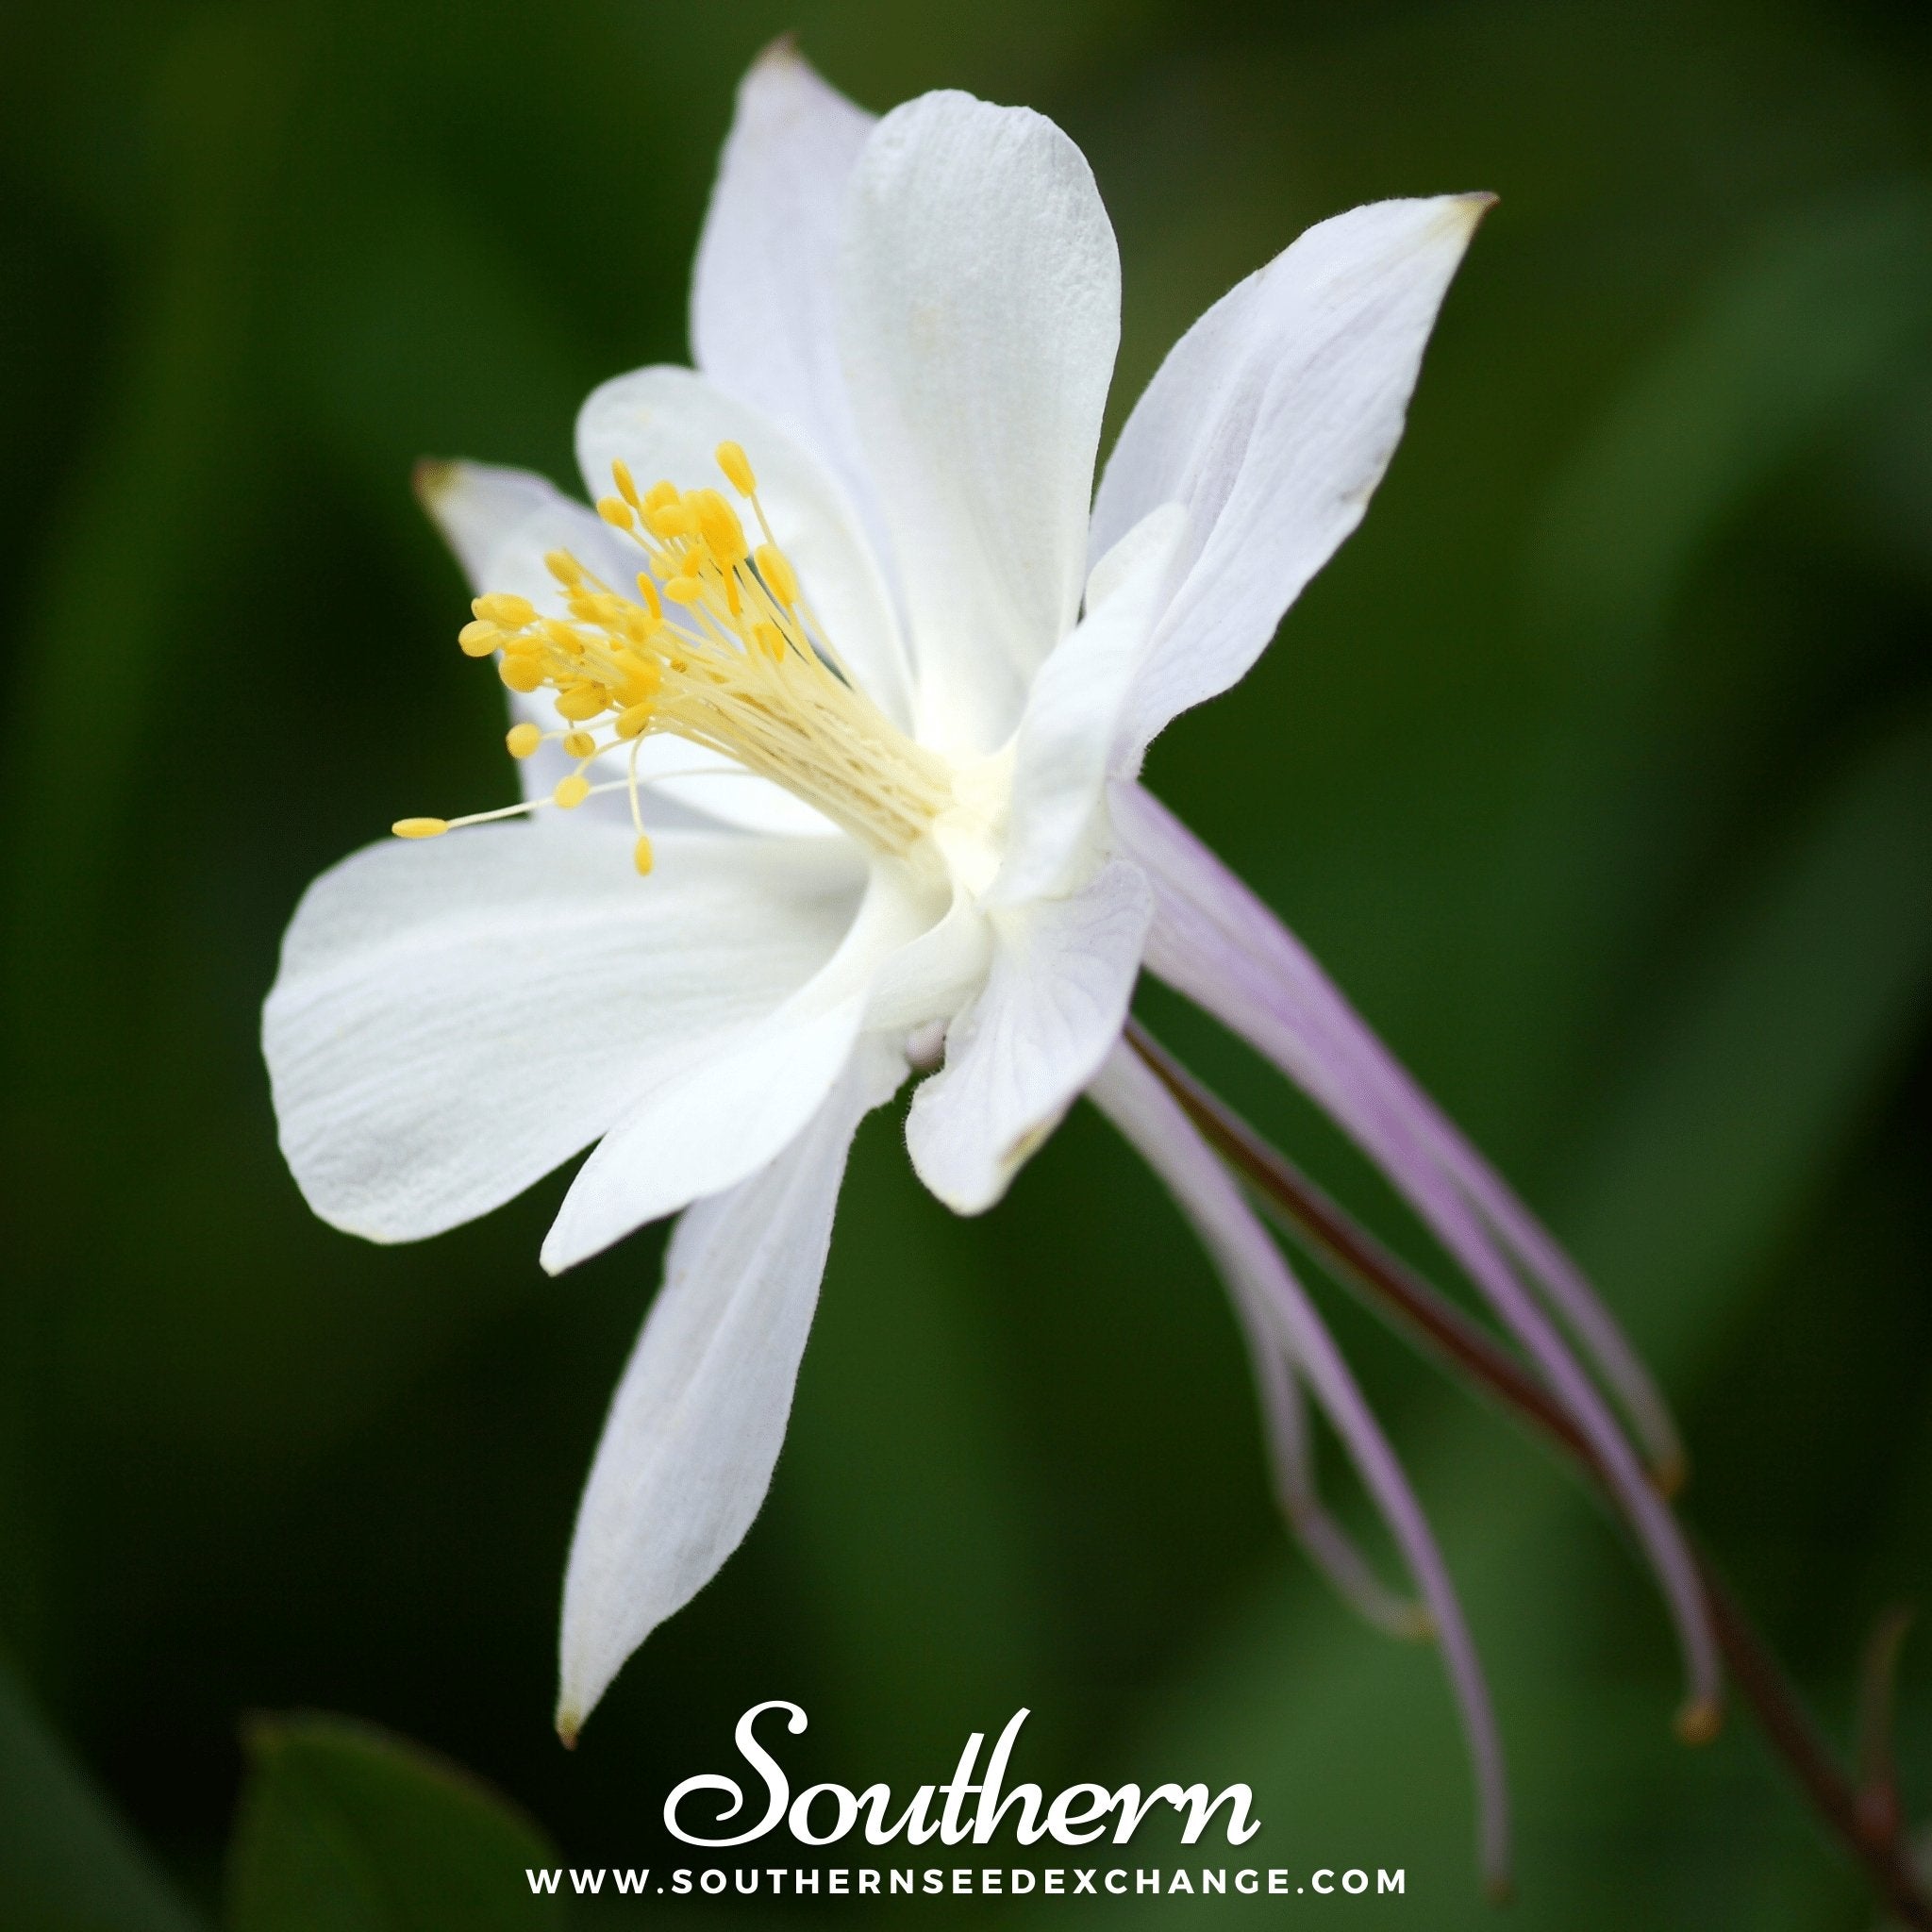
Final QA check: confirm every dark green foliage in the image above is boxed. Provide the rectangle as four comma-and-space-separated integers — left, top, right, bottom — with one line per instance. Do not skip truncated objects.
227, 1717, 561, 1932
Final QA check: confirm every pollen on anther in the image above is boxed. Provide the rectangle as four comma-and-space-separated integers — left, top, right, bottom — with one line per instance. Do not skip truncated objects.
612, 652, 659, 701
434, 443, 951, 872
755, 542, 798, 607
474, 592, 537, 627
691, 489, 747, 565
633, 833, 655, 876
715, 441, 756, 495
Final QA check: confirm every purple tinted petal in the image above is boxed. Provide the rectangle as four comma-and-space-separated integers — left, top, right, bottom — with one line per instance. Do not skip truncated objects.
1091, 1041, 1509, 1892
1113, 781, 1718, 1726
1406, 1102, 1687, 1491
1199, 1168, 1428, 1639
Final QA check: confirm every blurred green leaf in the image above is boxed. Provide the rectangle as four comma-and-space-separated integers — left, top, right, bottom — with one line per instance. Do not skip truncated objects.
1531, 182, 1932, 648
1, 8, 296, 1072
281, 185, 590, 512
1570, 700, 1932, 1369
226, 1716, 560, 1932
0, 1656, 205, 1932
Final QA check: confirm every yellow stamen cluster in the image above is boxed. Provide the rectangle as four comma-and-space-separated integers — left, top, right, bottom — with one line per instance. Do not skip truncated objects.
395, 442, 950, 869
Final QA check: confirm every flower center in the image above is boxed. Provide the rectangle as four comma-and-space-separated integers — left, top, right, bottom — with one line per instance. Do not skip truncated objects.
394, 442, 951, 876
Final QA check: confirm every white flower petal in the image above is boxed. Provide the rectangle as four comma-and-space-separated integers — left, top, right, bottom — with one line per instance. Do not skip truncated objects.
1091, 195, 1490, 766
841, 91, 1120, 755
557, 1032, 907, 1737
905, 858, 1152, 1212
540, 857, 938, 1271
262, 824, 862, 1243
991, 505, 1186, 907
540, 1003, 862, 1276
413, 458, 564, 589
575, 363, 913, 733
691, 42, 891, 585
862, 880, 991, 1035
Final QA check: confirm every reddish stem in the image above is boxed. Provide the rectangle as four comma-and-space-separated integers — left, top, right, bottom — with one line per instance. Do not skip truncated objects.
1125, 1022, 1929, 1928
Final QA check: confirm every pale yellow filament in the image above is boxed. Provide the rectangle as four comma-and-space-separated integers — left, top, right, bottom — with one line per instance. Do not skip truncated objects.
398, 441, 949, 871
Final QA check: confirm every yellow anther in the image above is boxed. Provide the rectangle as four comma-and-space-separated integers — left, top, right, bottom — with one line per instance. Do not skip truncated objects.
715, 441, 756, 496
1674, 1699, 1724, 1747
756, 542, 799, 607
431, 439, 952, 873
691, 489, 747, 566
611, 652, 661, 704
474, 593, 537, 627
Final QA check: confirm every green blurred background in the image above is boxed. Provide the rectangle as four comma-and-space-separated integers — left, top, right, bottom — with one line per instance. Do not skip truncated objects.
3, 0, 1931, 1925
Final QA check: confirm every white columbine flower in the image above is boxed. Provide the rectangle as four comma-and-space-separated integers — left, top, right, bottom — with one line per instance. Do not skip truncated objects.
264, 47, 1717, 1883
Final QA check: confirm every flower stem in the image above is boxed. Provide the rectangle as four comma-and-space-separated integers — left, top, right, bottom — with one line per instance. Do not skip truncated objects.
1124, 1021, 1930, 1928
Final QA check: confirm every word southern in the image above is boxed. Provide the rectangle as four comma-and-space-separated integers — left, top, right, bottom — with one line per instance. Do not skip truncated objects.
664, 1703, 1261, 1851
